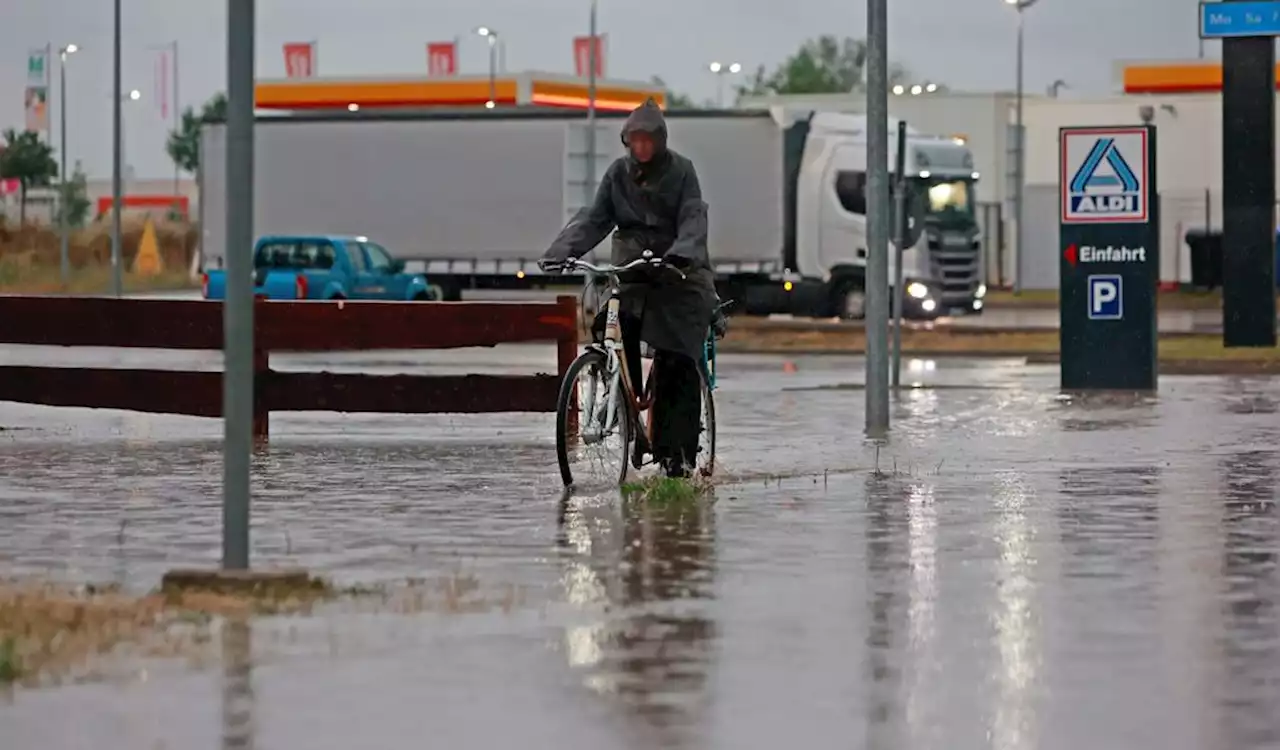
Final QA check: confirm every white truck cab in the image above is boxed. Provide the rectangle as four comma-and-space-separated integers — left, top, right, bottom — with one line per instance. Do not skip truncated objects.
790, 111, 985, 318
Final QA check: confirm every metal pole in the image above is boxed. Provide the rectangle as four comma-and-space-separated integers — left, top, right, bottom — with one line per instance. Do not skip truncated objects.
891, 120, 908, 389
172, 41, 180, 209
865, 0, 890, 436
111, 0, 123, 297
1012, 6, 1025, 295
585, 0, 597, 206
58, 53, 69, 286
224, 0, 256, 570
487, 35, 497, 106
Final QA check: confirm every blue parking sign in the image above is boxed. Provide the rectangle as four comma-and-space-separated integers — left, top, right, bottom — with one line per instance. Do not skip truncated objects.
1087, 275, 1123, 320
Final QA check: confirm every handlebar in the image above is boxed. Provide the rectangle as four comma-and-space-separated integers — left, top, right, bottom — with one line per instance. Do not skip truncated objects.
545, 251, 686, 281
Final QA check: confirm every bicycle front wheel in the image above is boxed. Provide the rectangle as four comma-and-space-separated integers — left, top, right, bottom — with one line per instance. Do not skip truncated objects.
695, 369, 716, 478
556, 349, 632, 489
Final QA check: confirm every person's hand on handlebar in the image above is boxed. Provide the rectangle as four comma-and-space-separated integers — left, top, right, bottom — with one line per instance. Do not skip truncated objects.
537, 257, 566, 274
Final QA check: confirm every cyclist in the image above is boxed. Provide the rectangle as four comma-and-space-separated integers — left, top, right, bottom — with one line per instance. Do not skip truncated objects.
539, 97, 716, 479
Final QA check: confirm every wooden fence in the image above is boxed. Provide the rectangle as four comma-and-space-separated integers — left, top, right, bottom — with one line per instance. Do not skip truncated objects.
0, 295, 579, 437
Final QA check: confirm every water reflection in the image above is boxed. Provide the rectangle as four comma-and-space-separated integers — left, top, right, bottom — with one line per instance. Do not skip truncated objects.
990, 472, 1039, 750
556, 488, 717, 747
1217, 450, 1279, 748
221, 617, 256, 750
1054, 391, 1158, 433
1057, 466, 1160, 568
863, 474, 910, 749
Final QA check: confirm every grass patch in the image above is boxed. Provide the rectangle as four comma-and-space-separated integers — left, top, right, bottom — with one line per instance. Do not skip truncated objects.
0, 257, 196, 295
724, 325, 1280, 365
0, 572, 528, 687
621, 475, 714, 505
0, 636, 19, 683
985, 288, 1244, 311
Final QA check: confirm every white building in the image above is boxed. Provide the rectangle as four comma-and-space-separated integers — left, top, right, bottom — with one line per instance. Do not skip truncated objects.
740, 70, 1271, 290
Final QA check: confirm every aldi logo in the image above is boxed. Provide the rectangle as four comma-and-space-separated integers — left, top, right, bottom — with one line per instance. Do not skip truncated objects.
1060, 127, 1149, 224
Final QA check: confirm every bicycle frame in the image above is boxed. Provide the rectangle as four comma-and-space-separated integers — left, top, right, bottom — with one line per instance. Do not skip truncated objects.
561, 252, 721, 449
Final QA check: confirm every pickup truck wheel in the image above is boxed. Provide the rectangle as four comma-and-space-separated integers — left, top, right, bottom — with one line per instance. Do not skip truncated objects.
329, 293, 346, 301
412, 290, 432, 301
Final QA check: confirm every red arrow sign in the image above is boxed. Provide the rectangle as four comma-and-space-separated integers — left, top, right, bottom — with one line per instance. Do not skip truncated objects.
1064, 244, 1078, 267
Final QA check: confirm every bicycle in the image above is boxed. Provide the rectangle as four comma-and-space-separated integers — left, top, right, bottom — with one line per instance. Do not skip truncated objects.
549, 251, 721, 488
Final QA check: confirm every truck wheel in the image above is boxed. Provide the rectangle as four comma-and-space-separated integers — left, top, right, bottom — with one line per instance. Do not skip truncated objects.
412, 290, 432, 301
442, 284, 462, 302
832, 279, 866, 320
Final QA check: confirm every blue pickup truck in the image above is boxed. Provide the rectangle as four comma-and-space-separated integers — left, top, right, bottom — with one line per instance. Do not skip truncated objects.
202, 235, 437, 301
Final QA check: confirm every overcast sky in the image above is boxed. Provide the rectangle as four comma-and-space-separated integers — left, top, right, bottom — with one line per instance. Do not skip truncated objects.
3, 0, 1202, 180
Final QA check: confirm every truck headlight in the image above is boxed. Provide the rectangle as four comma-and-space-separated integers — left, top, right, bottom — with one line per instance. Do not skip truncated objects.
976, 283, 987, 299
906, 282, 929, 299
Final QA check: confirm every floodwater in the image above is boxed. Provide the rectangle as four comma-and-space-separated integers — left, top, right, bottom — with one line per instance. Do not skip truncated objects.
1, 345, 1279, 749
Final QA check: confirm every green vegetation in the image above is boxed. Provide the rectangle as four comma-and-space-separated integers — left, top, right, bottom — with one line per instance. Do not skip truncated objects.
621, 475, 713, 505
0, 128, 58, 224
166, 92, 227, 174
0, 636, 20, 683
737, 35, 918, 98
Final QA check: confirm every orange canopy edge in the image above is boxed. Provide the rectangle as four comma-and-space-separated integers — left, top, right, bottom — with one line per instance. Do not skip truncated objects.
1123, 61, 1280, 93
255, 75, 666, 112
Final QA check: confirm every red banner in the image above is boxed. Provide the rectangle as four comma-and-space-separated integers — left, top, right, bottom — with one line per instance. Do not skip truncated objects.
573, 35, 606, 79
0, 178, 20, 197
283, 42, 316, 78
427, 42, 457, 77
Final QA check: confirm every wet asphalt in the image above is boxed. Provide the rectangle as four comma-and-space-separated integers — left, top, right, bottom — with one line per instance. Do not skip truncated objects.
1, 345, 1279, 749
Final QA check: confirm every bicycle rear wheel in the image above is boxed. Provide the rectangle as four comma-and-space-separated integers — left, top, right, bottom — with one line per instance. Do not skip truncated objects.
556, 349, 632, 488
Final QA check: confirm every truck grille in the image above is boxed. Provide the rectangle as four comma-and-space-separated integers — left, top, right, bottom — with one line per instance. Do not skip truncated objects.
928, 239, 980, 305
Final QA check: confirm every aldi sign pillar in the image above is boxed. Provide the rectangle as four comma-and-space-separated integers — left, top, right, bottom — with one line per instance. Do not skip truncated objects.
1058, 125, 1159, 390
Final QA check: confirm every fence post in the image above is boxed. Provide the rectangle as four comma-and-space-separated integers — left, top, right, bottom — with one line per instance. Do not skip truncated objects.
252, 295, 269, 441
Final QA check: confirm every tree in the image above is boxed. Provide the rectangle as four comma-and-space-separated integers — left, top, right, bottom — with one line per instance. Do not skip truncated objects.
166, 92, 227, 175
736, 35, 914, 98
0, 129, 58, 224
55, 160, 91, 229
651, 76, 700, 109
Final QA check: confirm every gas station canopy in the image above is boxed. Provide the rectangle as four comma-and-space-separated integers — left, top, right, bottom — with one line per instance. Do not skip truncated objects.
254, 71, 667, 112
1122, 60, 1280, 94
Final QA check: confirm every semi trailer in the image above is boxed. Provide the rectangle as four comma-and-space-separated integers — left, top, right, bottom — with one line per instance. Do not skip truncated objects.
199, 108, 985, 318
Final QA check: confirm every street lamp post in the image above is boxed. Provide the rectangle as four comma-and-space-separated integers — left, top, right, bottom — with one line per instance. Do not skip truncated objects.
1006, 0, 1038, 295
708, 61, 742, 108
111, 0, 122, 297
57, 44, 77, 286
476, 27, 498, 108
586, 0, 599, 206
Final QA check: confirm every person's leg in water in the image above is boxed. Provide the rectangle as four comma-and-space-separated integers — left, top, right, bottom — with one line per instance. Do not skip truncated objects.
651, 349, 702, 478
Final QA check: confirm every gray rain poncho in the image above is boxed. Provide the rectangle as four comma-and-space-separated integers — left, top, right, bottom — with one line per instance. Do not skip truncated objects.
543, 98, 718, 361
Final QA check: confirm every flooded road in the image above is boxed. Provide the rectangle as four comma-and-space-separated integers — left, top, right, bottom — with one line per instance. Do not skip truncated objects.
2, 346, 1279, 749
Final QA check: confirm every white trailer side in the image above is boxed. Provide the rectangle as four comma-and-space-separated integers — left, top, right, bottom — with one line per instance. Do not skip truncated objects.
199, 111, 785, 274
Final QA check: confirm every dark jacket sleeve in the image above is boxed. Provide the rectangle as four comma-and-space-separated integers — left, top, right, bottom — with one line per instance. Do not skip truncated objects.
543, 162, 618, 262
664, 160, 709, 268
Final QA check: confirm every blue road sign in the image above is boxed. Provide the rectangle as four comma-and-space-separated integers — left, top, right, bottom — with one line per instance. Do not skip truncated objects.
1200, 1, 1280, 38
1087, 275, 1123, 320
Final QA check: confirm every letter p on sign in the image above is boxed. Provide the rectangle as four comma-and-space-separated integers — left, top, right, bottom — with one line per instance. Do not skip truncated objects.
1087, 275, 1123, 320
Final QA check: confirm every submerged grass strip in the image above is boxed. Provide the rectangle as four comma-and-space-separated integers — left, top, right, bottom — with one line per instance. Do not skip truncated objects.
621, 476, 715, 505
0, 573, 526, 687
